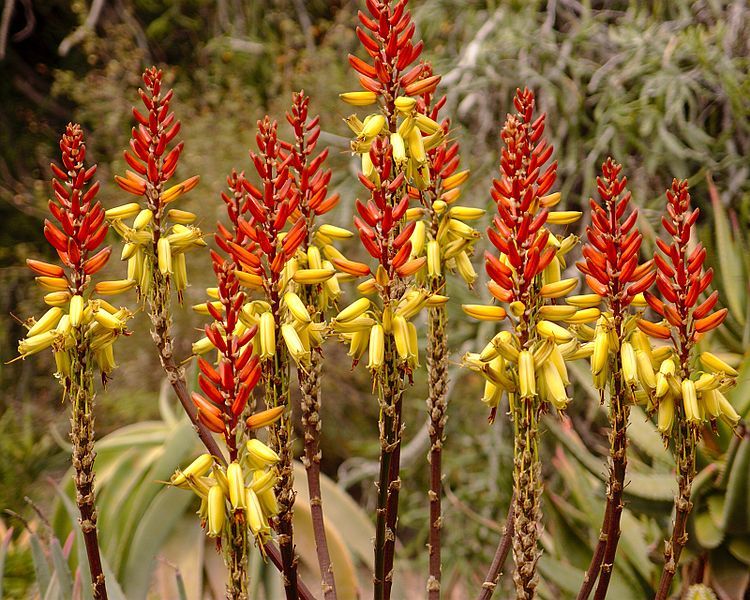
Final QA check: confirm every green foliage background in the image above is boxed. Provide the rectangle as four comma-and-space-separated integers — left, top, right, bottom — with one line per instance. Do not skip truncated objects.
0, 0, 749, 597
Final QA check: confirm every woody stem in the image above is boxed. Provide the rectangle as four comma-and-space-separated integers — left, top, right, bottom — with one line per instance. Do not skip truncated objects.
592, 352, 629, 600
374, 336, 405, 600
69, 339, 108, 600
299, 347, 337, 599
476, 500, 516, 600
426, 302, 448, 599
654, 421, 695, 600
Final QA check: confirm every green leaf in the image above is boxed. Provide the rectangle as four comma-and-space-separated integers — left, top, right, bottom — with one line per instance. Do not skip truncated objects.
293, 463, 374, 594
727, 356, 750, 419
158, 515, 205, 600
627, 406, 673, 467
41, 575, 60, 600
538, 555, 584, 596
709, 548, 750, 600
29, 532, 52, 596
99, 555, 127, 600
619, 510, 653, 581
121, 486, 194, 599
294, 463, 375, 569
111, 420, 196, 576
727, 537, 750, 566
545, 417, 676, 502
707, 495, 726, 530
0, 527, 14, 600
722, 434, 750, 535
709, 176, 746, 325
52, 483, 92, 600
695, 512, 724, 549
50, 536, 73, 599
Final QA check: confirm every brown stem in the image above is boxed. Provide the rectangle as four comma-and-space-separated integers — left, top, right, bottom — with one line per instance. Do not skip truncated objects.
576, 498, 610, 600
476, 499, 515, 600
299, 351, 337, 599
382, 423, 402, 600
265, 542, 318, 600
593, 365, 629, 600
69, 345, 107, 600
374, 337, 405, 600
654, 422, 695, 600
148, 270, 227, 465
426, 303, 448, 599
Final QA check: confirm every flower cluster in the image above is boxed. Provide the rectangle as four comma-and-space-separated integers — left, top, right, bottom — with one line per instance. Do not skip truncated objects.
182, 246, 281, 546
107, 67, 203, 300
19, 123, 132, 376
462, 89, 582, 417
169, 437, 281, 545
334, 5, 454, 372
572, 158, 656, 599
277, 92, 344, 358
575, 158, 656, 389
638, 179, 738, 433
406, 63, 481, 290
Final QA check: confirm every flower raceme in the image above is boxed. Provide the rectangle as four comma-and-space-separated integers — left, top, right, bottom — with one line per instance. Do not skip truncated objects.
639, 179, 738, 433
405, 62, 481, 291
341, 0, 431, 119
640, 180, 739, 600
190, 116, 333, 367
19, 123, 132, 374
462, 89, 583, 418
107, 67, 203, 300
202, 114, 315, 599
169, 437, 281, 545
573, 158, 656, 600
278, 91, 344, 322
278, 90, 341, 600
576, 158, 656, 390
18, 123, 133, 600
340, 4, 445, 598
171, 239, 282, 548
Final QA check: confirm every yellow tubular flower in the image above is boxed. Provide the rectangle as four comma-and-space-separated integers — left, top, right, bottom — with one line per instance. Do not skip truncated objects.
207, 484, 226, 537
518, 350, 536, 398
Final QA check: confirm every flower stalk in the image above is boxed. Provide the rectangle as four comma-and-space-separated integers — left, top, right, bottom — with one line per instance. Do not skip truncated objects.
280, 90, 341, 599
476, 501, 515, 600
462, 88, 581, 599
340, 2, 440, 597
573, 158, 655, 600
19, 124, 134, 600
641, 179, 738, 600
219, 115, 324, 600
107, 67, 223, 462
403, 62, 479, 598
